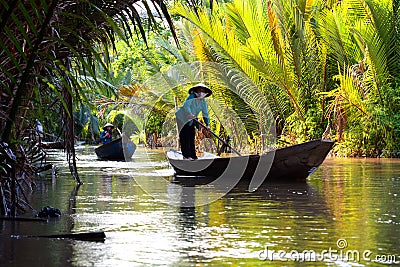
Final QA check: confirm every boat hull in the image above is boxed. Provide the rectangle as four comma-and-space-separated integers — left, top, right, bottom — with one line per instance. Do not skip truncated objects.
168, 139, 334, 183
95, 137, 136, 160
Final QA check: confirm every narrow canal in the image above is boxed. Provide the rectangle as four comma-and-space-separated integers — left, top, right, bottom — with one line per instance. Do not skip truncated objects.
1, 145, 399, 266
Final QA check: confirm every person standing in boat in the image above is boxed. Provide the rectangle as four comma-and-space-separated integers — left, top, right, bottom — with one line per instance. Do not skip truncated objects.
175, 83, 212, 160
100, 123, 114, 144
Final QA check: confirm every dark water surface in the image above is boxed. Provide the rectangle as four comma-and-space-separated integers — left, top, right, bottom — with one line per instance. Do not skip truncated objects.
1, 145, 399, 266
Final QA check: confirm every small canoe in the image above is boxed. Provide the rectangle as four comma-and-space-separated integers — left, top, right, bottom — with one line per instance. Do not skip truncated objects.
167, 139, 334, 183
95, 137, 136, 160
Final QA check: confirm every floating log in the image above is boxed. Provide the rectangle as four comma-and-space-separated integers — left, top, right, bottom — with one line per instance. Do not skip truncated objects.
0, 216, 48, 222
36, 163, 53, 172
33, 231, 106, 242
39, 141, 65, 149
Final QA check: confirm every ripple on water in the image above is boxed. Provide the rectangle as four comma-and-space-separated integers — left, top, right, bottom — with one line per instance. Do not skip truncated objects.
2, 149, 399, 266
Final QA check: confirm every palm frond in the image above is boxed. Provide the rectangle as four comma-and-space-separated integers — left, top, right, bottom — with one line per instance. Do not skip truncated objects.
0, 0, 181, 188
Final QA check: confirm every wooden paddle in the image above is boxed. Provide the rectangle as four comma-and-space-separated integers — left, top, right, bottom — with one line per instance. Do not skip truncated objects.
194, 119, 242, 156
116, 127, 122, 136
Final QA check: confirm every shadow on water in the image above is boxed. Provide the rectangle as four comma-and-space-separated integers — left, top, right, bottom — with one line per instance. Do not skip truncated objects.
175, 179, 332, 225
0, 182, 83, 267
173, 174, 332, 216
172, 178, 334, 266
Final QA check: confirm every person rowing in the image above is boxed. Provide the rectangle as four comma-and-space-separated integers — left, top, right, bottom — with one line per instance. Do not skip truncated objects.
175, 83, 212, 160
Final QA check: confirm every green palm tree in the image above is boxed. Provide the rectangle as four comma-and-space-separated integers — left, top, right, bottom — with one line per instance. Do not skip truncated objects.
0, 0, 196, 216
174, 0, 400, 154
173, 0, 329, 142
0, 0, 178, 182
318, 0, 400, 155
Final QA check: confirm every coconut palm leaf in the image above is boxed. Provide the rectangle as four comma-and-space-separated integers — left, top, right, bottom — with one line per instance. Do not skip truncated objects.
173, 0, 333, 138
318, 0, 397, 112
0, 0, 183, 190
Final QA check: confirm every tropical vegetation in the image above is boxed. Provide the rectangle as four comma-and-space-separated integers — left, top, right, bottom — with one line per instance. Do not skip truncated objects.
0, 0, 399, 216
112, 0, 400, 158
0, 0, 178, 216
171, 0, 400, 157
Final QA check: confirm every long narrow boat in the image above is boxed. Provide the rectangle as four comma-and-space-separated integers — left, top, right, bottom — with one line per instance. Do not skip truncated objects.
167, 139, 334, 183
95, 136, 136, 160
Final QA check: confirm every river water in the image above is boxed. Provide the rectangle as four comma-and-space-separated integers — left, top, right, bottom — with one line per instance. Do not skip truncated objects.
1, 145, 399, 266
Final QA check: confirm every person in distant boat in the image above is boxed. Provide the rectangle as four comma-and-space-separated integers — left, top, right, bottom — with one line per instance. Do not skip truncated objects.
100, 123, 114, 144
175, 83, 212, 160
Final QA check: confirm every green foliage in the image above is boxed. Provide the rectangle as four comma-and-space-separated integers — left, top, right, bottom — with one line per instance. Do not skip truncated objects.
284, 107, 325, 143
169, 0, 400, 156
74, 103, 100, 141
79, 0, 400, 157
172, 0, 329, 144
146, 112, 164, 135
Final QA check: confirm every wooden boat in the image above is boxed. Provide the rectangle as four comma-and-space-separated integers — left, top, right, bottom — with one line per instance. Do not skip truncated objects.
95, 136, 136, 160
167, 139, 334, 183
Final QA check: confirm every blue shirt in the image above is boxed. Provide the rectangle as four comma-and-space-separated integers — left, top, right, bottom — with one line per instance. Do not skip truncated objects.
100, 130, 112, 144
176, 93, 210, 129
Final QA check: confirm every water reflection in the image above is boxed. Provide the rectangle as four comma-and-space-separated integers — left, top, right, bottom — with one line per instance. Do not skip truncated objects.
0, 147, 399, 266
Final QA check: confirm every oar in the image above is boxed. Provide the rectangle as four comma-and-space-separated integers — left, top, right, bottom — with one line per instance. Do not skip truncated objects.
116, 127, 122, 136
194, 119, 242, 156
